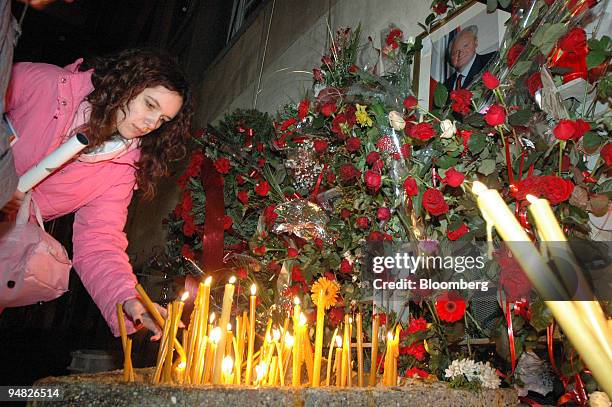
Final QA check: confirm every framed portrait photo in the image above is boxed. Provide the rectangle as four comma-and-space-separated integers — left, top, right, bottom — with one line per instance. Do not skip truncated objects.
413, 1, 510, 110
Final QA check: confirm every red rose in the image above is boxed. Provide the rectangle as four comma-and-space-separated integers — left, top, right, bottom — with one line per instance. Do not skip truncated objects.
442, 167, 464, 187
526, 71, 543, 97
327, 170, 336, 183
450, 89, 472, 115
214, 157, 231, 174
267, 261, 281, 274
400, 143, 411, 159
314, 139, 328, 153
498, 250, 532, 301
540, 176, 574, 205
484, 104, 506, 126
321, 102, 337, 117
332, 113, 352, 139
263, 205, 278, 226
403, 96, 418, 110
236, 267, 248, 279
236, 174, 246, 185
432, 1, 448, 14
321, 54, 333, 66
553, 119, 577, 140
312, 68, 324, 82
298, 99, 310, 121
447, 223, 469, 241
376, 135, 393, 151
403, 176, 418, 196
601, 142, 612, 166
181, 192, 193, 213
348, 64, 359, 73
329, 307, 345, 327
346, 136, 361, 152
507, 44, 525, 68
377, 313, 387, 326
256, 143, 265, 152
366, 151, 380, 165
400, 342, 426, 361
182, 219, 195, 237
257, 157, 266, 167
255, 181, 270, 196
291, 265, 305, 283
340, 164, 360, 183
314, 238, 324, 249
181, 244, 194, 260
377, 207, 391, 221
253, 245, 266, 256
356, 216, 370, 229
409, 122, 436, 141
237, 190, 249, 205
287, 248, 299, 258
223, 215, 233, 230
340, 208, 351, 219
482, 71, 500, 90
406, 317, 427, 334
435, 292, 466, 322
573, 119, 590, 140
386, 28, 403, 47
558, 28, 587, 55
372, 159, 384, 172
422, 188, 449, 216
340, 258, 352, 274
368, 231, 385, 241
364, 170, 382, 191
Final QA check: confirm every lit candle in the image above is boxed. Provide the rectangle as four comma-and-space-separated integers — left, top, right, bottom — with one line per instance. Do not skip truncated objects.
325, 327, 339, 386
302, 318, 313, 383
341, 316, 350, 387
203, 326, 221, 384
369, 314, 380, 386
356, 313, 363, 387
312, 290, 325, 387
255, 361, 267, 387
291, 301, 303, 387
268, 356, 278, 386
384, 331, 393, 386
222, 356, 234, 385
282, 333, 294, 383
348, 316, 353, 388
176, 359, 186, 384
245, 284, 257, 385
212, 276, 236, 384
334, 335, 342, 387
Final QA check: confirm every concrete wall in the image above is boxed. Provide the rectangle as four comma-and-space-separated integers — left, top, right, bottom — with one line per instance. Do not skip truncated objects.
126, 0, 433, 268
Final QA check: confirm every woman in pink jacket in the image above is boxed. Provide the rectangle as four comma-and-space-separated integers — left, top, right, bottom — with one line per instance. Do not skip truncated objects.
4, 48, 194, 339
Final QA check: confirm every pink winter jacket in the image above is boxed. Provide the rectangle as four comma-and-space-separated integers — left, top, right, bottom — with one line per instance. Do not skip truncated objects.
6, 59, 140, 337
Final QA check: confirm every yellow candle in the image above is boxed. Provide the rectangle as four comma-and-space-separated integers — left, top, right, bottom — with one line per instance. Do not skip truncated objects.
291, 304, 303, 387
226, 323, 234, 356
325, 327, 339, 386
302, 321, 313, 383
268, 356, 278, 386
282, 333, 294, 383
334, 336, 342, 387
245, 284, 257, 385
222, 356, 234, 385
527, 195, 612, 363
213, 276, 236, 384
116, 303, 132, 382
356, 313, 363, 387
254, 361, 267, 386
153, 304, 173, 383
384, 331, 393, 386
474, 183, 612, 395
312, 290, 325, 387
341, 316, 349, 387
369, 314, 380, 386
203, 327, 221, 384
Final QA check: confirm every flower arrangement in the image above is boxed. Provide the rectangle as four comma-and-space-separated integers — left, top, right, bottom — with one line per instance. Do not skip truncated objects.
163, 0, 611, 400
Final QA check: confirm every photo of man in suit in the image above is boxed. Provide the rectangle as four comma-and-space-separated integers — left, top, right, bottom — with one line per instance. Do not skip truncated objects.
443, 25, 497, 91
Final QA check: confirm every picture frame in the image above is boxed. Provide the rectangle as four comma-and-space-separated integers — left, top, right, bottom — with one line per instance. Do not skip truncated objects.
413, 1, 510, 110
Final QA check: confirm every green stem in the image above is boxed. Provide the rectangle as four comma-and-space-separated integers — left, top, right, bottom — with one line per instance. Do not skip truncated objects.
417, 105, 441, 122
465, 310, 488, 338
464, 312, 472, 357
558, 140, 565, 176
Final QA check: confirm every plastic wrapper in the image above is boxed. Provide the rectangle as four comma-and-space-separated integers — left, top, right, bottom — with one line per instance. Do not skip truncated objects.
271, 198, 336, 244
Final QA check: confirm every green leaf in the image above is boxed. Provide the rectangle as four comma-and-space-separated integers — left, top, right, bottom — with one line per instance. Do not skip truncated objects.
508, 109, 532, 126
477, 159, 496, 175
437, 155, 459, 169
467, 133, 487, 155
498, 0, 511, 7
464, 113, 485, 128
531, 23, 567, 56
583, 132, 604, 154
487, 0, 498, 13
425, 13, 436, 26
433, 84, 449, 108
586, 51, 606, 69
529, 300, 553, 332
511, 61, 532, 77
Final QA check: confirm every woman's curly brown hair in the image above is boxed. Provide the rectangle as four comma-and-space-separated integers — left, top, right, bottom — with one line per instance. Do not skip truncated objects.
79, 48, 194, 200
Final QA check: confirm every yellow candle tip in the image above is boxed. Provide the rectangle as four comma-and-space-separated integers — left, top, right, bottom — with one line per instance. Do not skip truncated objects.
227, 323, 232, 331
294, 297, 300, 305
229, 276, 236, 284
204, 276, 212, 286
251, 284, 257, 296
472, 181, 488, 196
180, 292, 189, 301
177, 361, 186, 370
387, 332, 394, 341
209, 312, 216, 323
284, 334, 294, 347
222, 356, 234, 374
210, 327, 222, 343
273, 329, 281, 341
299, 312, 307, 325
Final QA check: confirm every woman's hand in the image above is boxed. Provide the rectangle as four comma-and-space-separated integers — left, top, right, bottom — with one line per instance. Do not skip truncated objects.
122, 298, 167, 341
1, 190, 25, 219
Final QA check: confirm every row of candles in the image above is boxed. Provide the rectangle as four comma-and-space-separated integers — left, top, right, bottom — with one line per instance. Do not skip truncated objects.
114, 181, 611, 392
116, 280, 402, 387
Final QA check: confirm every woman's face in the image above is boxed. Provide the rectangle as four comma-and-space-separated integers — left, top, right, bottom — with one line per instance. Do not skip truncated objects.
115, 86, 183, 140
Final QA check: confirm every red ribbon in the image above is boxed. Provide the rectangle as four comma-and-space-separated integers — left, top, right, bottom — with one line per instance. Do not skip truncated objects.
506, 300, 517, 373
547, 323, 557, 374
310, 163, 328, 202
185, 155, 226, 299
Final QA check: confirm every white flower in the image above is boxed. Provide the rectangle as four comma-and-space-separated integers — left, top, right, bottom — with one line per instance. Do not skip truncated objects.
388, 110, 406, 131
445, 359, 500, 389
590, 391, 612, 407
478, 362, 501, 389
406, 36, 415, 46
440, 119, 456, 139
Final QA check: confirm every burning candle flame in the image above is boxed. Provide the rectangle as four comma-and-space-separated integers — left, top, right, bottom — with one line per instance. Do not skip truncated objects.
299, 312, 307, 326
177, 360, 186, 370
227, 323, 232, 331
284, 334, 294, 348
210, 327, 222, 343
335, 335, 342, 348
387, 331, 394, 341
294, 297, 300, 305
204, 276, 212, 286
222, 356, 234, 375
209, 312, 216, 324
251, 284, 257, 296
272, 329, 281, 342
180, 292, 189, 302
229, 276, 236, 284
